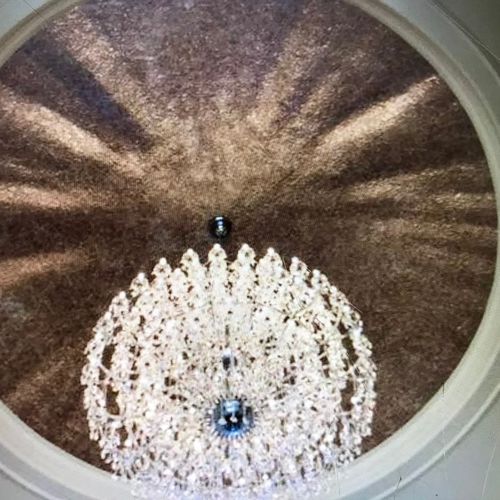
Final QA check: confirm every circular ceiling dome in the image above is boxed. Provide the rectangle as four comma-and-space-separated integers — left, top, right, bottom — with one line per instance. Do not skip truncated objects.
0, 0, 497, 496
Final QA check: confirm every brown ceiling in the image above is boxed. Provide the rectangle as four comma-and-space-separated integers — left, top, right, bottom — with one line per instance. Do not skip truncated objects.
0, 0, 496, 469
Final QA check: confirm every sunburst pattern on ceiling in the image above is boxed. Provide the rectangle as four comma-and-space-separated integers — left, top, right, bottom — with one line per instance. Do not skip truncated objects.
0, 0, 496, 471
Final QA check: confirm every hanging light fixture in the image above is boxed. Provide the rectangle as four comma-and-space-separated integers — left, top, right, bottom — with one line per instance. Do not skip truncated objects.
81, 241, 376, 499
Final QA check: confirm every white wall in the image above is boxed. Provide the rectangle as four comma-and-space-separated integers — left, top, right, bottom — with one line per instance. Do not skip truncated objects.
0, 471, 40, 500
387, 395, 500, 500
435, 0, 500, 61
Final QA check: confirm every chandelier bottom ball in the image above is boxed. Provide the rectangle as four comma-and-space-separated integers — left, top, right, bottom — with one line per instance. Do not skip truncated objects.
212, 398, 255, 439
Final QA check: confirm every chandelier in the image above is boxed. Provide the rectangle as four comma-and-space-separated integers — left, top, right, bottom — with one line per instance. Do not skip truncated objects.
81, 242, 376, 499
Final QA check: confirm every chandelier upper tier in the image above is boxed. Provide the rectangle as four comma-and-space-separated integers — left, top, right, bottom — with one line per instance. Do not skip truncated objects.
81, 244, 377, 499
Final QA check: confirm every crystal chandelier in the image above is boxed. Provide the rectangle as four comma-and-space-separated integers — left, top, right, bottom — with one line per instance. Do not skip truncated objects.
81, 244, 376, 499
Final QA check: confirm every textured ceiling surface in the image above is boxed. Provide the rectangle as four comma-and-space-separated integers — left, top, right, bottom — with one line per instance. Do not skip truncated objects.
0, 0, 496, 469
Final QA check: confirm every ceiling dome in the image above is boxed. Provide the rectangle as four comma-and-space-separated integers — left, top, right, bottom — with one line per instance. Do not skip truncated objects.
0, 0, 497, 498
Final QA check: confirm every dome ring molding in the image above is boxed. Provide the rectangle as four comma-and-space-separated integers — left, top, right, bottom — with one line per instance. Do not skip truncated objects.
0, 0, 499, 499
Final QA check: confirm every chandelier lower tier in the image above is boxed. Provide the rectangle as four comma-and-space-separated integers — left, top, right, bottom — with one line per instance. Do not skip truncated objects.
81, 244, 377, 499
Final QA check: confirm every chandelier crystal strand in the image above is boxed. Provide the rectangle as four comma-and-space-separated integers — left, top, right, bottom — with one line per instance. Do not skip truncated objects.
81, 244, 377, 499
